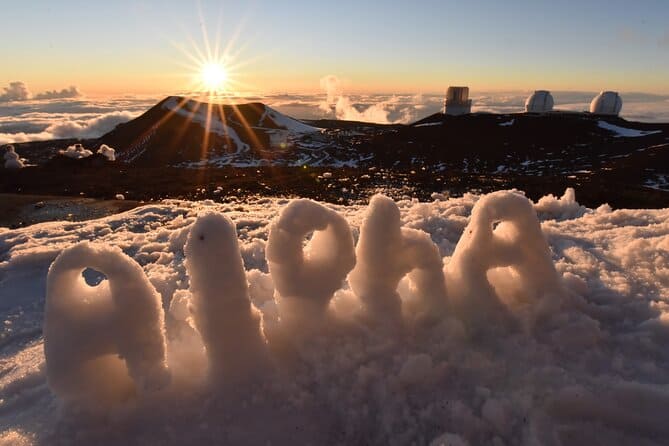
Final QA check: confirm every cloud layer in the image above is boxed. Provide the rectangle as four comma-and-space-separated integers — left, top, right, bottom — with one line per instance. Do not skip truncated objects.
1, 79, 668, 145
0, 90, 155, 144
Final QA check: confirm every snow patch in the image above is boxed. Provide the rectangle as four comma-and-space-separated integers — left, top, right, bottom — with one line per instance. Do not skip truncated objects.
597, 120, 662, 138
533, 187, 589, 220
97, 144, 116, 161
414, 122, 443, 128
4, 145, 27, 168
59, 143, 93, 159
498, 118, 515, 127
263, 105, 320, 133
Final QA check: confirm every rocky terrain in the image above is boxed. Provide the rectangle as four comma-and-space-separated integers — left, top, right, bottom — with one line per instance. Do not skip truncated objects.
3, 96, 669, 211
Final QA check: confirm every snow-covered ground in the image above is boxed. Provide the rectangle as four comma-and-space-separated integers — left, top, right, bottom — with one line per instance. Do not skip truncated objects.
597, 120, 662, 138
1, 189, 669, 445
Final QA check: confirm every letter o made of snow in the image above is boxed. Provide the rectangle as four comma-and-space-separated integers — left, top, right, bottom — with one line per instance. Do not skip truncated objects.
44, 242, 170, 405
266, 199, 356, 317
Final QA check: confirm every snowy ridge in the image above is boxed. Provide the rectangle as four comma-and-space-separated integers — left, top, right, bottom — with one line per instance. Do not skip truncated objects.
161, 97, 251, 154
499, 118, 515, 127
1, 190, 669, 445
262, 105, 320, 133
597, 120, 662, 138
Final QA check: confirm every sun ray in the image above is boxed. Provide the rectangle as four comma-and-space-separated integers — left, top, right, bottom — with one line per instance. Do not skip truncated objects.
197, 2, 213, 62
200, 100, 211, 162
123, 96, 193, 161
230, 103, 264, 150
213, 9, 223, 64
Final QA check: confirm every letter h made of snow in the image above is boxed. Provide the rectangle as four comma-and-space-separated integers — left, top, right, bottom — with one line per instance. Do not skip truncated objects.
349, 194, 448, 328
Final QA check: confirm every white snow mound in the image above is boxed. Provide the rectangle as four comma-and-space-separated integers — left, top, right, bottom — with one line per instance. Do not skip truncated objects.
1, 189, 668, 445
3, 145, 26, 168
97, 144, 116, 161
59, 143, 93, 159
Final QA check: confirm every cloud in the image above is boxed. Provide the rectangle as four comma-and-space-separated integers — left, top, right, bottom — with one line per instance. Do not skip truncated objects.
0, 81, 81, 103
34, 86, 81, 100
319, 75, 344, 113
318, 75, 422, 124
0, 94, 159, 144
48, 111, 136, 139
0, 110, 137, 145
0, 82, 31, 102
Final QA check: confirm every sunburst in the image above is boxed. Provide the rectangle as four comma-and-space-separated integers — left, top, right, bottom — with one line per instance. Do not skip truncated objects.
199, 61, 228, 93
168, 7, 256, 100
157, 11, 266, 168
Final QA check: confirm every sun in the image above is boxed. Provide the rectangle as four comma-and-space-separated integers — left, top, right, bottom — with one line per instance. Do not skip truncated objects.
169, 11, 256, 98
200, 61, 228, 93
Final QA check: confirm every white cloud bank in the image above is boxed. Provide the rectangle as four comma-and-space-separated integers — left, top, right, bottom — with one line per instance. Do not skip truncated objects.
0, 110, 138, 144
0, 83, 667, 145
1, 190, 669, 444
0, 81, 81, 102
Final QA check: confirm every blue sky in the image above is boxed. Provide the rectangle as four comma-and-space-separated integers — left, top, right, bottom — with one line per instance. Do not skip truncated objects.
0, 0, 668, 94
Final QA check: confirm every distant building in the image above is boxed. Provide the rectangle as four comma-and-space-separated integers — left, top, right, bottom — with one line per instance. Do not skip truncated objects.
590, 91, 623, 116
525, 90, 554, 113
443, 86, 472, 115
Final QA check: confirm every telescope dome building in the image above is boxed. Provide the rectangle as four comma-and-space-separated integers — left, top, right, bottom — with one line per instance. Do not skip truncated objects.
525, 90, 554, 113
443, 86, 472, 116
590, 91, 623, 116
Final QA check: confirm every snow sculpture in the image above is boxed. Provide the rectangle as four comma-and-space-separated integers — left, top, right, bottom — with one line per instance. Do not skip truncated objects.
447, 191, 561, 329
97, 144, 116, 161
184, 212, 268, 383
3, 145, 25, 168
525, 90, 554, 113
59, 143, 93, 159
3, 145, 15, 161
266, 199, 355, 324
44, 242, 170, 405
590, 91, 623, 116
349, 195, 448, 326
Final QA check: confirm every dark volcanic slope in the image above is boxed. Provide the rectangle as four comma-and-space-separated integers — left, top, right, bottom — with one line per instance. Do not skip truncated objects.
9, 98, 669, 178
374, 112, 669, 177
3, 101, 669, 209
98, 96, 335, 167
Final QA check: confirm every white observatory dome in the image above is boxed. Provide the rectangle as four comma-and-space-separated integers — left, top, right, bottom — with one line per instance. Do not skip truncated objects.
590, 91, 622, 116
525, 90, 554, 113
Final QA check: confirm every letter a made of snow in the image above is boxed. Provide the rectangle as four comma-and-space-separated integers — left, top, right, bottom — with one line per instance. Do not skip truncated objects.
266, 199, 356, 326
44, 242, 170, 406
447, 191, 562, 331
184, 212, 268, 384
349, 195, 448, 327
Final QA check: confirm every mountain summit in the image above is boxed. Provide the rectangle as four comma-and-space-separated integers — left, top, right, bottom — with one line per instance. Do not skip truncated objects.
100, 96, 322, 166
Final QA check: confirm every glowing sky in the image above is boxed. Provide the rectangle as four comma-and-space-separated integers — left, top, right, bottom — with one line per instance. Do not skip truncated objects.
1, 0, 668, 95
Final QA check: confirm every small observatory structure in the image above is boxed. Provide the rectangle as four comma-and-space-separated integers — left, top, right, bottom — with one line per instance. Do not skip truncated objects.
525, 90, 554, 113
443, 86, 472, 115
590, 91, 623, 116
